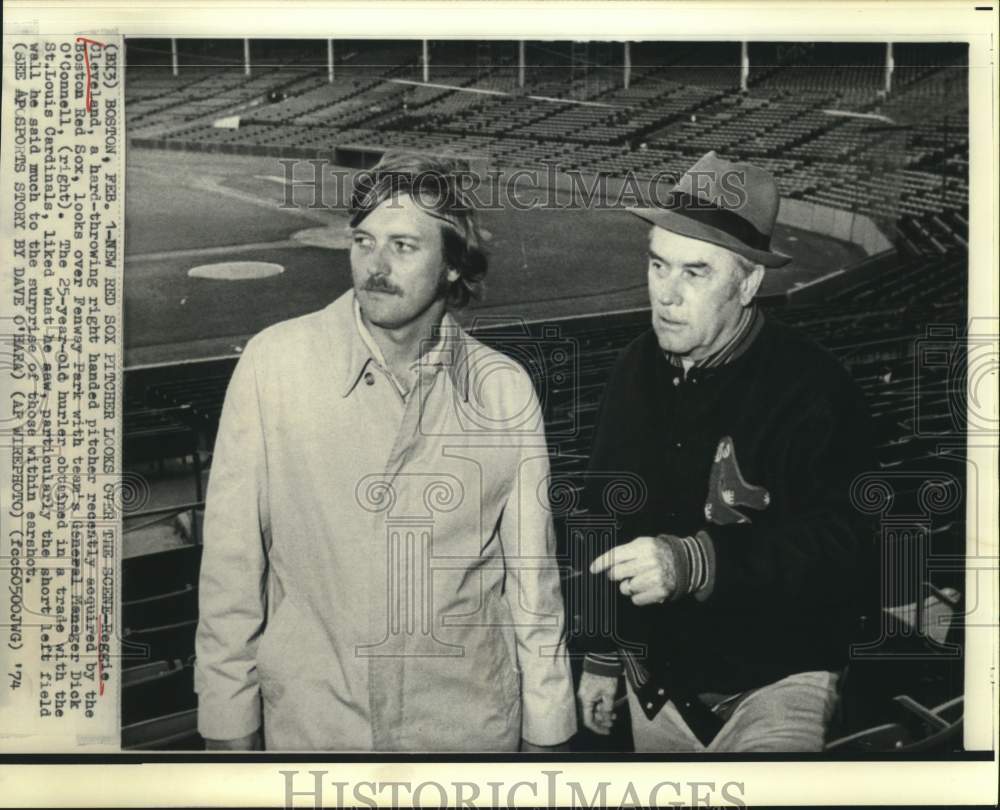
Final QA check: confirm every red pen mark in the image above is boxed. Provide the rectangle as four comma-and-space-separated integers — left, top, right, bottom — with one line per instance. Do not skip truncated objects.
75, 36, 106, 113
96, 612, 105, 696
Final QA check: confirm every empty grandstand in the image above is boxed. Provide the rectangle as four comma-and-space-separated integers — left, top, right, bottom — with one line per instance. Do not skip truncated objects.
126, 40, 966, 244
121, 39, 969, 752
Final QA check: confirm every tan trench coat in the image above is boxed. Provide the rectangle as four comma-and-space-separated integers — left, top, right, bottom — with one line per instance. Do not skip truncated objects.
194, 290, 577, 751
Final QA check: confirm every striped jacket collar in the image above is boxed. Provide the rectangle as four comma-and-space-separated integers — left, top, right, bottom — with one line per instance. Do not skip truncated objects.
666, 304, 763, 372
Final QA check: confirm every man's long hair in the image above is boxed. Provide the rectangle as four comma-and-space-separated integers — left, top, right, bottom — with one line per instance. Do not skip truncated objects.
349, 152, 488, 308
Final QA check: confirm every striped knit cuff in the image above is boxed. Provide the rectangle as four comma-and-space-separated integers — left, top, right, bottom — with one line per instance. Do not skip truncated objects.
583, 653, 624, 678
692, 530, 717, 602
658, 534, 691, 598
659, 533, 714, 600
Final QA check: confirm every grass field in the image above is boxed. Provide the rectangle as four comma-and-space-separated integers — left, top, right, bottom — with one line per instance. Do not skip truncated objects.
124, 149, 865, 367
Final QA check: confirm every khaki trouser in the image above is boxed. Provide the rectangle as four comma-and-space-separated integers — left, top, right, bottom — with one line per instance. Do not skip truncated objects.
627, 671, 839, 753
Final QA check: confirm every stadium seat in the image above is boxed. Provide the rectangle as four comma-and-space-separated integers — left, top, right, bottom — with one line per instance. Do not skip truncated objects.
826, 583, 963, 752
122, 708, 203, 750
123, 660, 198, 724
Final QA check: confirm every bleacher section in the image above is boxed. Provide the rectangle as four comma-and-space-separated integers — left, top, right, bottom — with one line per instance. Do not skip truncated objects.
127, 41, 967, 241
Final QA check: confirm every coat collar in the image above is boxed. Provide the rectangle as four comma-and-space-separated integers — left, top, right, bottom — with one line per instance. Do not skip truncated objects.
325, 290, 471, 401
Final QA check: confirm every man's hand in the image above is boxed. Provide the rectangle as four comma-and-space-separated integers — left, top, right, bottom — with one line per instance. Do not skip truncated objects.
590, 535, 679, 606
520, 738, 571, 753
204, 728, 263, 751
577, 671, 619, 736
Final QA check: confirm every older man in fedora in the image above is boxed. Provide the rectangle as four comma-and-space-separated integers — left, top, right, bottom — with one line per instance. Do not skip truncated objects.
575, 152, 878, 752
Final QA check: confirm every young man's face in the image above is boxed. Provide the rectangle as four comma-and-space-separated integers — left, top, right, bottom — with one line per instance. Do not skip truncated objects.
350, 194, 459, 330
646, 227, 763, 360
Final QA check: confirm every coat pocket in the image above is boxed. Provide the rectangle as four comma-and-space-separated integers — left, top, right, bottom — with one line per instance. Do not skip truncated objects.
487, 593, 523, 714
256, 596, 303, 707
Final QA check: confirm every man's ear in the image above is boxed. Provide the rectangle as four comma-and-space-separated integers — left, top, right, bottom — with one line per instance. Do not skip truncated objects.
446, 265, 460, 284
738, 264, 765, 305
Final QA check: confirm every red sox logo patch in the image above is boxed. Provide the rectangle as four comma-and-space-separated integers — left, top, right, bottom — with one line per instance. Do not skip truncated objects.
704, 436, 771, 525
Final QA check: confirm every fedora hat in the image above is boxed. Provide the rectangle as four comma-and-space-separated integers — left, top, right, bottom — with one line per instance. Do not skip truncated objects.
630, 151, 791, 268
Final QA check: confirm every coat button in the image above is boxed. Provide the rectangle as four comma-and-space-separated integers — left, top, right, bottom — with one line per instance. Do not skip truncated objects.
672, 377, 681, 386
645, 702, 654, 710
364, 372, 375, 385
657, 688, 665, 696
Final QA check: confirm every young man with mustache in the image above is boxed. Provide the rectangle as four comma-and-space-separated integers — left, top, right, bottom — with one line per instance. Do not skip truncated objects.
195, 153, 576, 752
575, 152, 878, 752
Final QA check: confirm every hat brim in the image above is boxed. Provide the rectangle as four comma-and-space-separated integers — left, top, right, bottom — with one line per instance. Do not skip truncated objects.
629, 207, 792, 269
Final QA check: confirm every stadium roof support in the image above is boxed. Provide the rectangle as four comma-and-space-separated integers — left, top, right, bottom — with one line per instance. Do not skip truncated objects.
422, 39, 429, 83
243, 38, 251, 77
327, 38, 334, 83
885, 42, 894, 94
740, 41, 749, 91
623, 41, 631, 89
518, 40, 525, 88
171, 37, 178, 76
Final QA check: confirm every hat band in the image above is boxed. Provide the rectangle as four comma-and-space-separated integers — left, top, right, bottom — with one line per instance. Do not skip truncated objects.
668, 191, 772, 252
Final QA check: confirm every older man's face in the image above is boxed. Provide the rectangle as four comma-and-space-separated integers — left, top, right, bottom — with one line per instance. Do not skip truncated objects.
646, 227, 762, 360
350, 194, 459, 330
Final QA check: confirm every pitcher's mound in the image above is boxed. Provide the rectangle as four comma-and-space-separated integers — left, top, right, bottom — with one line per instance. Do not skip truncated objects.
188, 261, 285, 280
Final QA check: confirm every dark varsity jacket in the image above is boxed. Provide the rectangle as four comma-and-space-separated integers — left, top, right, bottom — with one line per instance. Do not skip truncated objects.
576, 309, 880, 725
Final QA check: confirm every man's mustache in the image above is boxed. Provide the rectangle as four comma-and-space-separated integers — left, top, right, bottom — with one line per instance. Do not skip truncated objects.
363, 275, 403, 295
